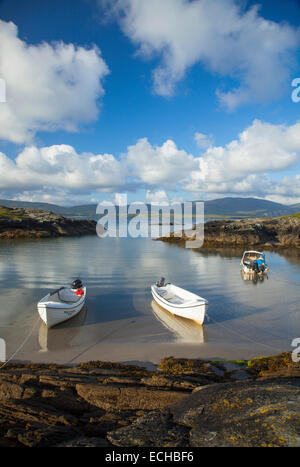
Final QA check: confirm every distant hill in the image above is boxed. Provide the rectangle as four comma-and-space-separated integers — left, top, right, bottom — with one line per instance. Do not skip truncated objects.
201, 197, 297, 218
0, 200, 98, 217
0, 197, 298, 219
291, 202, 300, 211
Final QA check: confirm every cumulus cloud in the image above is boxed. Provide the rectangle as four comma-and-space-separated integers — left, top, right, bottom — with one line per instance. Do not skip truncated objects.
194, 132, 213, 150
185, 120, 300, 193
0, 144, 127, 196
0, 20, 109, 143
1, 119, 300, 204
263, 174, 300, 204
145, 189, 169, 203
103, 0, 300, 108
125, 119, 300, 203
125, 137, 197, 188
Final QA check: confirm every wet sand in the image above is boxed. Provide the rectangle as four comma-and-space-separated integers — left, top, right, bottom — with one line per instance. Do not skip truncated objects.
3, 300, 295, 367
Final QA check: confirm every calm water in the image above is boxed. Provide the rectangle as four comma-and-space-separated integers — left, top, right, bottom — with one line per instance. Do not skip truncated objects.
0, 235, 299, 365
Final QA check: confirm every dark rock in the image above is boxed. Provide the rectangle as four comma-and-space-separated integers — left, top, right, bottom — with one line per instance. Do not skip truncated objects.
107, 409, 189, 447
229, 369, 250, 381
156, 215, 300, 248
1, 353, 300, 447
0, 205, 98, 239
56, 437, 110, 447
0, 380, 24, 399
141, 374, 196, 391
75, 383, 187, 411
171, 378, 300, 447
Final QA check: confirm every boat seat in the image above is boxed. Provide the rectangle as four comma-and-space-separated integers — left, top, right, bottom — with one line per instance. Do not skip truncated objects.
159, 290, 184, 304
159, 289, 175, 300
57, 290, 81, 304
167, 296, 184, 305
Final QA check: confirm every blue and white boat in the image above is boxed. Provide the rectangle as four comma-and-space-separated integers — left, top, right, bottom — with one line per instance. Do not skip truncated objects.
241, 251, 268, 275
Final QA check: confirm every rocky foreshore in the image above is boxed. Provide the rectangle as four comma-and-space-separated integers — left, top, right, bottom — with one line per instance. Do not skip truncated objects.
0, 206, 97, 239
0, 353, 300, 447
156, 214, 300, 248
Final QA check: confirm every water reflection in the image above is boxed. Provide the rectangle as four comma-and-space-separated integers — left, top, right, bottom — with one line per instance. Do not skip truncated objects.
38, 305, 88, 352
151, 300, 205, 343
240, 270, 268, 285
0, 236, 299, 363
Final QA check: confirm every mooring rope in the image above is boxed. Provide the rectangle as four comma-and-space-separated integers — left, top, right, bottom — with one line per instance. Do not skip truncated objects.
0, 317, 40, 369
206, 311, 283, 353
269, 270, 300, 287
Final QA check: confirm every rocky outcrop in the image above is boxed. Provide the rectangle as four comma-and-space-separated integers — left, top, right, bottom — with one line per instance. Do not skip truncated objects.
108, 378, 300, 447
156, 215, 300, 248
0, 353, 300, 447
0, 206, 97, 239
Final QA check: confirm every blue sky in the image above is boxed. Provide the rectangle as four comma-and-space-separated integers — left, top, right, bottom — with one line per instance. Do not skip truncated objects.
0, 0, 300, 205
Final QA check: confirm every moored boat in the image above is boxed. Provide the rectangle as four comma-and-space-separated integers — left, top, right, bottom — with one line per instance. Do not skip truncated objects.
151, 278, 207, 325
240, 251, 268, 275
37, 279, 86, 328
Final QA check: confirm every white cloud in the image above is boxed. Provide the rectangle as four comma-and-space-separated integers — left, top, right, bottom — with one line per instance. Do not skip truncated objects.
146, 190, 169, 203
0, 20, 109, 143
104, 0, 300, 108
264, 174, 300, 204
6, 189, 95, 206
0, 144, 127, 195
194, 132, 213, 150
185, 120, 300, 192
125, 137, 197, 188
1, 119, 300, 204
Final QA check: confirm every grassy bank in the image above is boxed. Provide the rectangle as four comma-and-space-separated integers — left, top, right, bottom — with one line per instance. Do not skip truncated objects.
0, 206, 29, 220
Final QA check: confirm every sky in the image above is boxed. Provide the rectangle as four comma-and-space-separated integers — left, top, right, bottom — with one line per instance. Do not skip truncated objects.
0, 0, 300, 206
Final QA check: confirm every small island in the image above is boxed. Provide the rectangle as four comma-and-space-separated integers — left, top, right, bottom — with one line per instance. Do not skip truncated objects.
0, 206, 97, 239
156, 213, 300, 249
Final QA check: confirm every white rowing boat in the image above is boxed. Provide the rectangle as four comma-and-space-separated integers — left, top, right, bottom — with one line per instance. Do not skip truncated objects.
37, 279, 86, 328
151, 278, 207, 325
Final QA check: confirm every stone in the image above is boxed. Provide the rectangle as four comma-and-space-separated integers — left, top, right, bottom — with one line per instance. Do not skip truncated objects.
75, 384, 187, 411
107, 409, 189, 447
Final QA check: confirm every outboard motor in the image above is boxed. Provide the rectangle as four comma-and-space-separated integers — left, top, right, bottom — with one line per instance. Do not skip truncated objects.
253, 259, 264, 273
156, 277, 166, 287
72, 278, 83, 289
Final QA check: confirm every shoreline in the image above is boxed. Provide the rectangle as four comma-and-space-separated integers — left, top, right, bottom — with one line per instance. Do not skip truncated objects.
0, 205, 97, 239
156, 214, 300, 249
1, 351, 299, 447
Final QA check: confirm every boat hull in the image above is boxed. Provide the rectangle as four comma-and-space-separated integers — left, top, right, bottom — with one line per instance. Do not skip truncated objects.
240, 250, 268, 275
38, 288, 86, 328
240, 263, 269, 275
151, 285, 207, 325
